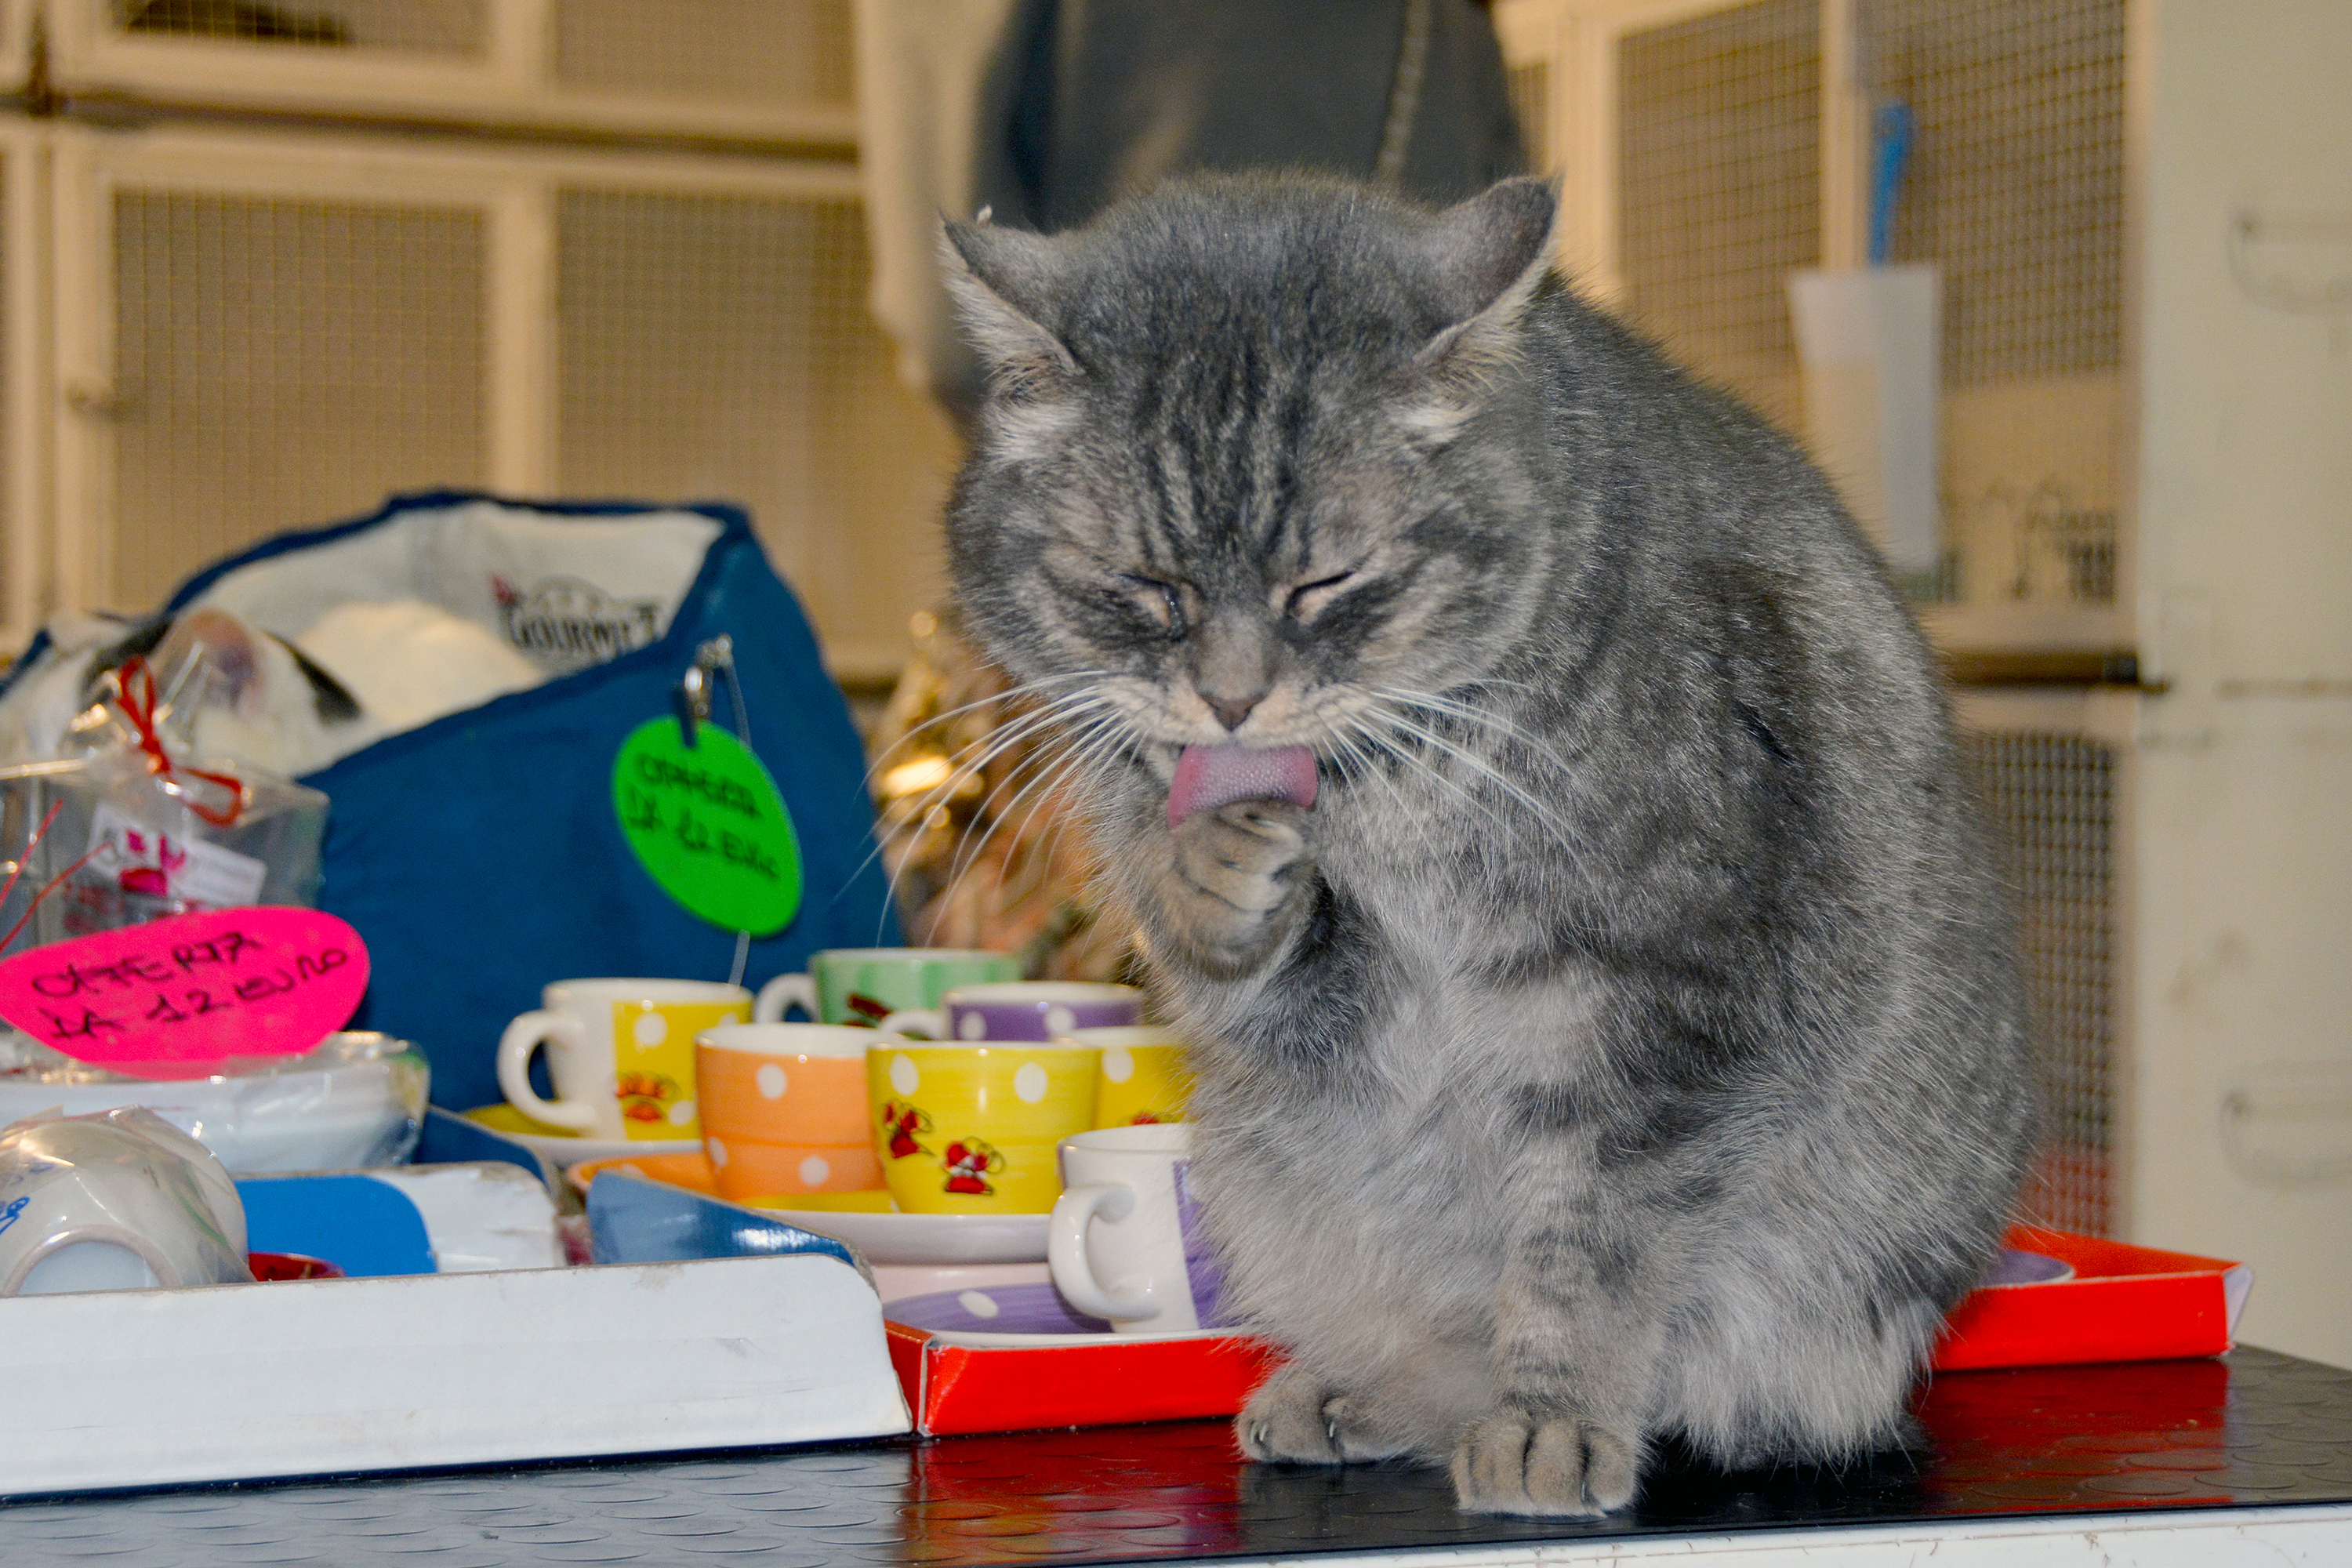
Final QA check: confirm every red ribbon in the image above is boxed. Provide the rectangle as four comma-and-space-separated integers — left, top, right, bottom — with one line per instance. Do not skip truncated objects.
114, 656, 248, 828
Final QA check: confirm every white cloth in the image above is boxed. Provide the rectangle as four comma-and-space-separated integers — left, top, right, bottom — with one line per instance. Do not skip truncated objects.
853, 0, 1021, 412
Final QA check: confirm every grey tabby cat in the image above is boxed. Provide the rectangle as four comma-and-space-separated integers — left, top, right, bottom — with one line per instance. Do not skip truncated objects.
939, 174, 2033, 1516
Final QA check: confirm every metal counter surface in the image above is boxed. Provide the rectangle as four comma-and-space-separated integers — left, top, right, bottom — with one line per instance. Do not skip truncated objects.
5, 1347, 2350, 1565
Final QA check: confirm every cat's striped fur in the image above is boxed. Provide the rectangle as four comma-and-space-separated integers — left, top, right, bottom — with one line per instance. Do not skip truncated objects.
939, 174, 2033, 1516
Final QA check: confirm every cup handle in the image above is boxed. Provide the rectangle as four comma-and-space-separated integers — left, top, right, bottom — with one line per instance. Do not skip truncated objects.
1048, 1181, 1155, 1321
754, 973, 816, 1024
496, 1010, 597, 1131
880, 1007, 946, 1040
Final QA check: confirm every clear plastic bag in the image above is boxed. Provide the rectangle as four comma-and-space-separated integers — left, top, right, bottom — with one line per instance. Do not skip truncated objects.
0, 739, 326, 960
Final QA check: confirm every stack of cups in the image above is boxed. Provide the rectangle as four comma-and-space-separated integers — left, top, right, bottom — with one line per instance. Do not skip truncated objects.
870, 982, 1141, 1214
691, 948, 1018, 1203
620, 961, 1204, 1224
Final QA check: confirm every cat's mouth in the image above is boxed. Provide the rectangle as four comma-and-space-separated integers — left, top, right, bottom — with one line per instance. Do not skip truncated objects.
1166, 743, 1318, 829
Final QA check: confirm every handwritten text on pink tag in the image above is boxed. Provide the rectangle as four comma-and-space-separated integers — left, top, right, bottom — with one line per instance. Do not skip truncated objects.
0, 908, 369, 1078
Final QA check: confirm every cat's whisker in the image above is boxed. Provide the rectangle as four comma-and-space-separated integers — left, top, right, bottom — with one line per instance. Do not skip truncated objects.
1327, 721, 1446, 869
1025, 713, 1143, 899
985, 714, 1125, 878
861, 667, 1111, 785
1367, 699, 1592, 856
862, 689, 1116, 930
1372, 682, 1584, 786
1346, 713, 1530, 860
885, 693, 1102, 829
1356, 705, 1555, 844
927, 704, 1126, 921
931, 713, 1127, 938
862, 703, 1078, 912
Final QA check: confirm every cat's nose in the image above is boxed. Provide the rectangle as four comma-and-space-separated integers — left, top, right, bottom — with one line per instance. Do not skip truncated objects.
1205, 691, 1267, 731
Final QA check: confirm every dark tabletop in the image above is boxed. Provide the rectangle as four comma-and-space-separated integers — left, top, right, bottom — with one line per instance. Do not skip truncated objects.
5, 1348, 2351, 1566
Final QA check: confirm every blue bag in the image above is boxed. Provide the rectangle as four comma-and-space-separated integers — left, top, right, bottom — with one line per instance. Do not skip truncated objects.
148, 492, 900, 1112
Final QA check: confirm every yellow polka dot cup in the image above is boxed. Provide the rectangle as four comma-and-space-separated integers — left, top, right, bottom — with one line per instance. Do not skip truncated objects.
495, 978, 750, 1142
696, 1023, 883, 1201
868, 1040, 1099, 1214
1062, 1025, 1193, 1127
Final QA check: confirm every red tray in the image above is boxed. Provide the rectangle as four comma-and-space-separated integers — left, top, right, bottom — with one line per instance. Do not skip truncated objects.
1930, 1225, 2249, 1372
885, 1227, 2249, 1436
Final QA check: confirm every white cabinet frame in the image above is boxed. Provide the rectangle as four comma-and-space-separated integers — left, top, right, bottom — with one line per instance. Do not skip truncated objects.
43, 0, 858, 147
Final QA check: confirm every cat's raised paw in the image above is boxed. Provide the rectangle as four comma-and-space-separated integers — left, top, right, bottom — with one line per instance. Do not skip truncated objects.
1450, 1410, 1640, 1516
1160, 800, 1313, 972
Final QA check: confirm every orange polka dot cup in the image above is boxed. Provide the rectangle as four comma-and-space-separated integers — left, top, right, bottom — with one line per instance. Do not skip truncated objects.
496, 978, 750, 1141
868, 1040, 1098, 1214
695, 1023, 883, 1201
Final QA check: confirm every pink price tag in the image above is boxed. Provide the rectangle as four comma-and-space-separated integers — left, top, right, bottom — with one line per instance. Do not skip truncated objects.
0, 908, 369, 1080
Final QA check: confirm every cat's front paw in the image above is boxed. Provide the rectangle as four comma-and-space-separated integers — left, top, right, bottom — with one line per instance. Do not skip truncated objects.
1450, 1408, 1642, 1516
1158, 800, 1313, 975
1237, 1364, 1410, 1464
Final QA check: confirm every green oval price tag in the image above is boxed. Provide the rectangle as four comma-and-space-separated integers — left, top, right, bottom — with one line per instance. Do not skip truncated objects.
613, 717, 802, 936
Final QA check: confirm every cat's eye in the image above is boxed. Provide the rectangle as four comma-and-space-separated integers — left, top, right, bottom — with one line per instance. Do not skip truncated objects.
1283, 570, 1358, 622
1116, 574, 1187, 638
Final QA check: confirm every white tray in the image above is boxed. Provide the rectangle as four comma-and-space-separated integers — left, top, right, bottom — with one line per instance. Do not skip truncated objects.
0, 1250, 909, 1495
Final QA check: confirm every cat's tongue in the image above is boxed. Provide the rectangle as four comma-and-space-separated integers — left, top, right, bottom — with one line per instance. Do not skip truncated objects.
1167, 744, 1318, 829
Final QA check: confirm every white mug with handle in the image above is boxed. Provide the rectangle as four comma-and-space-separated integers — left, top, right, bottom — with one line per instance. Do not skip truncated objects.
496, 978, 751, 1140
1047, 1123, 1229, 1334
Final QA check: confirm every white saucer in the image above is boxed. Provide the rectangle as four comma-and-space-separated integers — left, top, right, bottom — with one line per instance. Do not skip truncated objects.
501, 1129, 701, 1167
761, 1207, 1048, 1266
921, 1323, 1226, 1348
884, 1281, 1236, 1347
458, 1106, 697, 1167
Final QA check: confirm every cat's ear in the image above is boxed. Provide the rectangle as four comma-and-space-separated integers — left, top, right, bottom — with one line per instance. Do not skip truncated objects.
1425, 176, 1560, 329
939, 214, 1082, 400
1399, 178, 1560, 445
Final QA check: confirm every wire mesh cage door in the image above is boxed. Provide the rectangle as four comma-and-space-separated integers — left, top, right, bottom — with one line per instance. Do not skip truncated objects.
549, 0, 855, 127
48, 131, 507, 615
1864, 0, 2132, 649
0, 0, 27, 85
48, 0, 859, 143
1500, 0, 2132, 651
1, 122, 53, 649
549, 182, 956, 682
42, 126, 953, 677
1958, 707, 2125, 1238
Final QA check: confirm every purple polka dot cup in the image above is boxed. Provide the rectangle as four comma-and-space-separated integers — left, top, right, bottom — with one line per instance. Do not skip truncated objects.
879, 981, 1142, 1044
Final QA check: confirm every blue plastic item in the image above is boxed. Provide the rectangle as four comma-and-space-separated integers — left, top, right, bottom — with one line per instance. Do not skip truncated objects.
235, 1174, 437, 1277
416, 1106, 557, 1190
585, 1171, 858, 1272
1869, 99, 1916, 267
119, 492, 902, 1113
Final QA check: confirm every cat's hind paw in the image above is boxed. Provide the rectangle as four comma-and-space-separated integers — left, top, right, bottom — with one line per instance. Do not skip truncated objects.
1450, 1409, 1642, 1516
1237, 1367, 1410, 1465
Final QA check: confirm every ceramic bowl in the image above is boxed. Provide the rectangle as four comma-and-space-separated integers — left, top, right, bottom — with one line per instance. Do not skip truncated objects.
0, 1030, 427, 1173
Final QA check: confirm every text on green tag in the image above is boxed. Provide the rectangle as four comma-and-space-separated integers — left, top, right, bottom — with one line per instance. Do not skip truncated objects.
613, 717, 802, 936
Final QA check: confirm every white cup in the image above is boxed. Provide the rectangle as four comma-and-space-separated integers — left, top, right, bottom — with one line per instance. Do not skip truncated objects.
0, 1106, 252, 1296
1048, 1122, 1230, 1334
496, 978, 752, 1140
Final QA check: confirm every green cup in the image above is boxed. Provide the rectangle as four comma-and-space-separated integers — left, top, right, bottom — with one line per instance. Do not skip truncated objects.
753, 948, 1021, 1028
